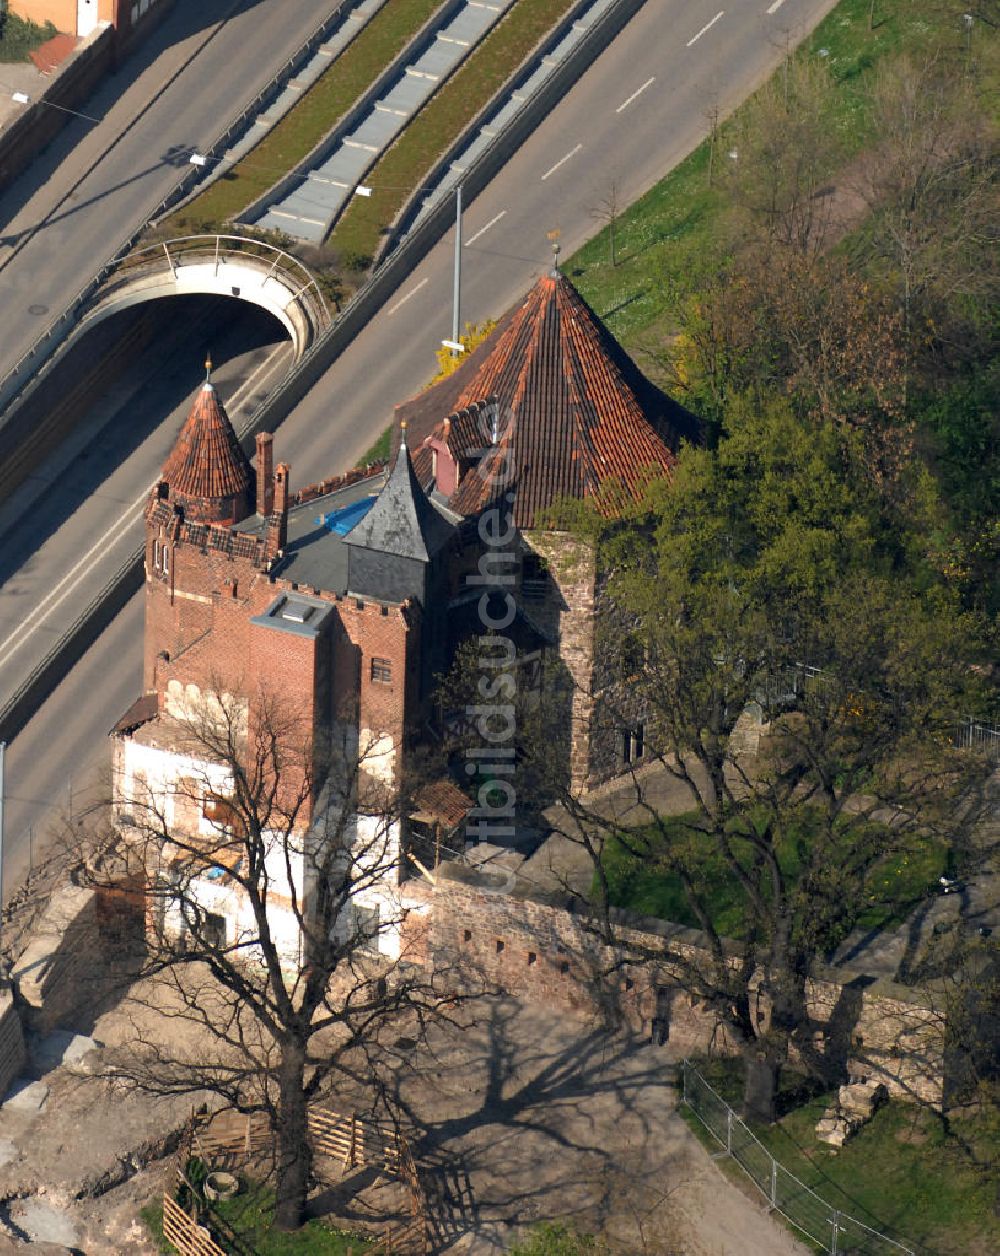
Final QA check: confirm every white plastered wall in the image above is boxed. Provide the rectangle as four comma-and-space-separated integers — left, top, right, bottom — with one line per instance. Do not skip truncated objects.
115, 736, 306, 966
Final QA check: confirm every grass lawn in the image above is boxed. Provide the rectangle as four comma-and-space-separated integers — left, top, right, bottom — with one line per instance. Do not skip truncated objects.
680, 1057, 1000, 1255
360, 425, 392, 465
142, 1181, 375, 1255
565, 0, 997, 357
330, 0, 578, 261
0, 12, 55, 61
599, 811, 946, 943
168, 0, 443, 233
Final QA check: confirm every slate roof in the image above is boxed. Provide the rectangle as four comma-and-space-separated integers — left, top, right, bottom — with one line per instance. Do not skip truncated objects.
343, 438, 454, 562
160, 379, 253, 520
395, 272, 697, 528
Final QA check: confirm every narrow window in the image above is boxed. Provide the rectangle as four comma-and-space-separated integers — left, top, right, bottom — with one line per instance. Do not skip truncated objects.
521, 552, 547, 601
620, 722, 646, 765
371, 657, 392, 684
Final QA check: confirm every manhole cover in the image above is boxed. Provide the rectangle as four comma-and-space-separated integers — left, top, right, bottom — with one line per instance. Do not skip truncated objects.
28, 303, 48, 316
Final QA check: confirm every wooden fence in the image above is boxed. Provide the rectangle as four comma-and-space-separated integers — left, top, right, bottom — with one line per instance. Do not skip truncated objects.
308, 1107, 404, 1175
161, 1105, 431, 1255
162, 1194, 227, 1256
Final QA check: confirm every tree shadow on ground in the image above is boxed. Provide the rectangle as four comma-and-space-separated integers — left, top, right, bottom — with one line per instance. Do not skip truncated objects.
367, 996, 674, 1251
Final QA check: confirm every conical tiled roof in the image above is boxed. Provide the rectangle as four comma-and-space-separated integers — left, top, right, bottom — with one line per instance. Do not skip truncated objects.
396, 272, 696, 527
343, 432, 454, 562
161, 370, 253, 525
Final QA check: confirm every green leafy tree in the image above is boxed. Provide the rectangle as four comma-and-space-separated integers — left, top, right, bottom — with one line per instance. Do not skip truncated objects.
524, 404, 992, 1119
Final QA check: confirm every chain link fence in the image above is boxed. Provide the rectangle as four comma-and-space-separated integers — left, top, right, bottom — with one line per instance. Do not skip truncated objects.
681, 1060, 915, 1255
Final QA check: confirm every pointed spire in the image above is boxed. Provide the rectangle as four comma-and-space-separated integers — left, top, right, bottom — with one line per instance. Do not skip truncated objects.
343, 439, 452, 561
394, 270, 685, 527
159, 361, 253, 525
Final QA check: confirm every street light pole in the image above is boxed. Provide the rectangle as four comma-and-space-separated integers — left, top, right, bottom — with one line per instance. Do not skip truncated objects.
451, 182, 463, 354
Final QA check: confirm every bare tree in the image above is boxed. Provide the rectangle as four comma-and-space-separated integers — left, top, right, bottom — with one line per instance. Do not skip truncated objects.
590, 181, 622, 268
71, 682, 446, 1231
851, 56, 999, 371
725, 57, 844, 256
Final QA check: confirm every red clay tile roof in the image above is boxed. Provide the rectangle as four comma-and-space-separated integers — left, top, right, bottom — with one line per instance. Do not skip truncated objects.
30, 34, 79, 75
160, 381, 253, 524
412, 779, 473, 829
396, 273, 693, 528
110, 693, 158, 737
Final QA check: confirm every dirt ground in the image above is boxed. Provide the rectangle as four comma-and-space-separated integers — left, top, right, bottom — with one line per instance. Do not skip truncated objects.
0, 982, 807, 1255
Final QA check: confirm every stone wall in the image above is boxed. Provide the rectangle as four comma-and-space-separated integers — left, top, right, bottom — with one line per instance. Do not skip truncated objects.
401, 868, 946, 1109
10, 885, 105, 1034
0, 987, 27, 1099
523, 531, 596, 792
0, 24, 114, 191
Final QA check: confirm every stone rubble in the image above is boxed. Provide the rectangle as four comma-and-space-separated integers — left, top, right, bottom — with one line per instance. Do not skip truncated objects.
815, 1078, 888, 1147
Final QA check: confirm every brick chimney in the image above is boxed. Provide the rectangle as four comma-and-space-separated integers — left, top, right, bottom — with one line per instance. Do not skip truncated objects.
256, 433, 274, 517
265, 462, 290, 558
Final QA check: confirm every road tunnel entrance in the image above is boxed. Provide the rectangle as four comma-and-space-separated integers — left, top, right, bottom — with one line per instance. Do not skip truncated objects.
0, 293, 291, 515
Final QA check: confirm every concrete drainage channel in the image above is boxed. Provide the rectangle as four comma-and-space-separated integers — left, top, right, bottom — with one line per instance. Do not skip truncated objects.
246, 0, 517, 243
406, 0, 619, 234
170, 0, 394, 211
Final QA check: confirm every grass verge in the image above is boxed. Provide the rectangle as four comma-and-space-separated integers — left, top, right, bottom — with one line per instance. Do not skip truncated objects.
565, 0, 998, 353
169, 0, 444, 233
330, 0, 579, 261
142, 1181, 375, 1254
680, 1057, 1000, 1255
360, 425, 392, 465
600, 812, 945, 942
0, 12, 56, 62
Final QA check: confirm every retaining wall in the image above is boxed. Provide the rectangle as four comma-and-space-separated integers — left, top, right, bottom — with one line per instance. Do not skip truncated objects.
401, 869, 946, 1109
11, 885, 106, 1034
0, 24, 115, 192
0, 987, 27, 1098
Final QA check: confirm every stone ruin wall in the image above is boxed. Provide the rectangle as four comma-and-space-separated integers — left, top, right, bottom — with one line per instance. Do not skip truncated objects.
401, 872, 945, 1109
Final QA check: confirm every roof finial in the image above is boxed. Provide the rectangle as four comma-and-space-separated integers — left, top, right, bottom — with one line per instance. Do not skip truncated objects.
547, 228, 561, 277
203, 352, 213, 390
400, 418, 408, 449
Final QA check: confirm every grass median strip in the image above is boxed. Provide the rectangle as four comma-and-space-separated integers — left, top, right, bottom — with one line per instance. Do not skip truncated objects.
168, 0, 444, 233
330, 0, 579, 261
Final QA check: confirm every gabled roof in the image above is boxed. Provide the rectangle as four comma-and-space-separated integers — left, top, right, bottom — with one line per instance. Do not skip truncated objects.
160, 374, 253, 522
396, 272, 696, 527
342, 437, 454, 562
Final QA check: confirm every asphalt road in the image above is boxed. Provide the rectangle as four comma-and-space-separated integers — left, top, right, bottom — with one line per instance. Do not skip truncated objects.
0, 0, 327, 384
0, 0, 841, 892
0, 298, 289, 720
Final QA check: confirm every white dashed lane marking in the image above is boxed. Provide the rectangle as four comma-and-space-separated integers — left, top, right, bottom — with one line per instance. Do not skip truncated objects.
687, 10, 725, 46
616, 76, 656, 113
541, 144, 583, 181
